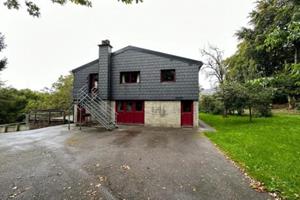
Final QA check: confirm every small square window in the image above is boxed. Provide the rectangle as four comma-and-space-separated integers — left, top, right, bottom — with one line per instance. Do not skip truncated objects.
161, 69, 175, 82
120, 71, 140, 84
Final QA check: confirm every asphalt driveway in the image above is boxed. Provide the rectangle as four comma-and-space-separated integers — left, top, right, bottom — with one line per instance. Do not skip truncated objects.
0, 125, 270, 200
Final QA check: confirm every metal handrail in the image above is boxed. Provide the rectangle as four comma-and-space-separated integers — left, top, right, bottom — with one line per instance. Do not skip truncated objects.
75, 84, 116, 130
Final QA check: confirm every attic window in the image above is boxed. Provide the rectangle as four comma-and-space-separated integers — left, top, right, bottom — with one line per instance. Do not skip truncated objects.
120, 71, 140, 84
161, 69, 175, 82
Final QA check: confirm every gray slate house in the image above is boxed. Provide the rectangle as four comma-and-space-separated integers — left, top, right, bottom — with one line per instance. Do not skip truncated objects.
72, 40, 202, 129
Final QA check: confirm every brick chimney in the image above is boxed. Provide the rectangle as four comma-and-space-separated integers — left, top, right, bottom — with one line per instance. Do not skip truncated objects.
98, 40, 112, 100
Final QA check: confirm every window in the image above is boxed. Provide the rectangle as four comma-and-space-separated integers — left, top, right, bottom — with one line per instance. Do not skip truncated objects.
161, 69, 175, 82
117, 101, 124, 112
182, 101, 192, 112
126, 101, 132, 111
120, 71, 140, 84
89, 73, 98, 92
135, 101, 143, 111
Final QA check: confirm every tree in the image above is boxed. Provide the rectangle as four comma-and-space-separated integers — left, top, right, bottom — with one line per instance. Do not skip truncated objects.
0, 33, 7, 86
227, 0, 300, 108
201, 45, 228, 116
0, 33, 6, 71
229, 0, 299, 77
0, 88, 39, 124
25, 74, 74, 112
49, 74, 73, 111
201, 45, 227, 85
3, 0, 143, 17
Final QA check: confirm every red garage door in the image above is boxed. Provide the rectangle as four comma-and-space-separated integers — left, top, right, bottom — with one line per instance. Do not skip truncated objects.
116, 101, 144, 124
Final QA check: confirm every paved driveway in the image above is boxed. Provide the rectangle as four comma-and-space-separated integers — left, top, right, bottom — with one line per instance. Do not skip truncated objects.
0, 125, 270, 200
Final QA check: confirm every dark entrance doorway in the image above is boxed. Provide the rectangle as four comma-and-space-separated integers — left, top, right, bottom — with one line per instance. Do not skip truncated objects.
116, 101, 144, 124
181, 101, 193, 126
89, 73, 98, 93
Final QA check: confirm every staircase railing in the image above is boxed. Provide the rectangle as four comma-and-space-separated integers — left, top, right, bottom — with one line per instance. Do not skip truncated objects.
74, 85, 117, 130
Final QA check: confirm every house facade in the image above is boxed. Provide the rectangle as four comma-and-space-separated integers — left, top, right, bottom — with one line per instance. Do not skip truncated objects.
72, 40, 202, 128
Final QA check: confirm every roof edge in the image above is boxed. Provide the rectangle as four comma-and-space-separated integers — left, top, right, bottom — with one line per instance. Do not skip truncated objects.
71, 59, 99, 73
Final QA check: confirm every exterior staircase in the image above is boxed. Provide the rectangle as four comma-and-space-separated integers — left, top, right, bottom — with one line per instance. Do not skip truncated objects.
75, 85, 116, 130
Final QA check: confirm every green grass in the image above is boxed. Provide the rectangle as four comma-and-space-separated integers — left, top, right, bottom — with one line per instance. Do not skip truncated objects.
202, 113, 300, 199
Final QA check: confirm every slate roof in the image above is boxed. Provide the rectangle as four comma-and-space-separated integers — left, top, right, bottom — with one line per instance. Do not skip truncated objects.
72, 45, 203, 73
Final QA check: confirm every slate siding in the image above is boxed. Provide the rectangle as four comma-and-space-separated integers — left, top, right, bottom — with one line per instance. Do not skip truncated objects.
111, 50, 199, 100
72, 48, 200, 101
72, 60, 98, 99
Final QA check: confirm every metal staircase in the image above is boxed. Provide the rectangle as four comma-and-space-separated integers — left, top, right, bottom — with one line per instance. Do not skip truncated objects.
75, 85, 117, 130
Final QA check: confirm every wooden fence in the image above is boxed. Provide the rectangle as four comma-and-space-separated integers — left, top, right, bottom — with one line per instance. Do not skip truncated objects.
0, 122, 29, 133
27, 109, 67, 129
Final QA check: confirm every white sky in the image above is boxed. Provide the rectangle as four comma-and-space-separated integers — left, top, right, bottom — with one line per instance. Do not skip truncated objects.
0, 0, 255, 90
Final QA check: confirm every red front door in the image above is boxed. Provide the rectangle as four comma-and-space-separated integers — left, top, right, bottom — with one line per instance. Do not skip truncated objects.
181, 101, 193, 126
116, 101, 144, 124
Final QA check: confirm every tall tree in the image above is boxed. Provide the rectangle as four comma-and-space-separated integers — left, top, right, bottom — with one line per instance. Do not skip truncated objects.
227, 0, 300, 108
201, 45, 228, 116
229, 0, 299, 77
0, 33, 7, 72
201, 45, 227, 85
0, 33, 7, 86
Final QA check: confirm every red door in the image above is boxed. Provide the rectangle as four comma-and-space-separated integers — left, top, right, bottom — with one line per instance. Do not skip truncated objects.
77, 106, 86, 123
181, 101, 193, 126
116, 101, 144, 124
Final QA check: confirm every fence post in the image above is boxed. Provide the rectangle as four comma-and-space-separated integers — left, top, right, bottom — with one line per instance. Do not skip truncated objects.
4, 125, 8, 133
48, 111, 51, 125
79, 108, 82, 130
16, 123, 20, 132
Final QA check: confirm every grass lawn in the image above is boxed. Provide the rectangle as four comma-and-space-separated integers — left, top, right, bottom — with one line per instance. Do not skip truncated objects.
202, 113, 300, 199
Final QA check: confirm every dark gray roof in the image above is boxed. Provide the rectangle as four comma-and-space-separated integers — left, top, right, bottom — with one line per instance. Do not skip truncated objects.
113, 46, 203, 66
71, 59, 98, 73
71, 45, 203, 72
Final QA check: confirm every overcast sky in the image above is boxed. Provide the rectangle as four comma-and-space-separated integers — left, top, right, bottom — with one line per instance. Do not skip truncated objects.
0, 0, 255, 90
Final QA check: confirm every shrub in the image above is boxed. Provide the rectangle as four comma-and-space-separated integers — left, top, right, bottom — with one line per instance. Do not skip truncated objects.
296, 102, 300, 111
200, 95, 224, 115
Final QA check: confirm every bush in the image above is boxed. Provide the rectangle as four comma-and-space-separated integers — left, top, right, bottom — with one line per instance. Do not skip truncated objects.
200, 95, 224, 115
296, 102, 300, 111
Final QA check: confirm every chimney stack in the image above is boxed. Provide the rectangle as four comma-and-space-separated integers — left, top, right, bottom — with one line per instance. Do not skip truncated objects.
98, 40, 112, 100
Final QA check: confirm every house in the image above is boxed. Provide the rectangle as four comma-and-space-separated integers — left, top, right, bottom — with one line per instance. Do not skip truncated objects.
72, 40, 202, 129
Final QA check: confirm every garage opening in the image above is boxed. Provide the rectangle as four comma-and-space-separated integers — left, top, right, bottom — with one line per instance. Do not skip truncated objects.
116, 100, 144, 124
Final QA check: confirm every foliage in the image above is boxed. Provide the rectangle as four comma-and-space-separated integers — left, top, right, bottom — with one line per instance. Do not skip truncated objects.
200, 95, 224, 115
203, 113, 300, 200
3, 0, 143, 17
201, 80, 273, 120
25, 74, 73, 112
0, 33, 6, 73
0, 88, 38, 124
296, 102, 300, 111
227, 0, 300, 108
0, 74, 73, 124
0, 33, 7, 86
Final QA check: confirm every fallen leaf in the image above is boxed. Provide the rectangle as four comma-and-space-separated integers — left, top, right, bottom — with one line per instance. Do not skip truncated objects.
121, 164, 130, 170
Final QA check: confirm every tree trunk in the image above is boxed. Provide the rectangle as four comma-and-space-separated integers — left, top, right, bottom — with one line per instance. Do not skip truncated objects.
249, 106, 252, 122
288, 95, 296, 110
295, 43, 300, 64
223, 106, 227, 118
